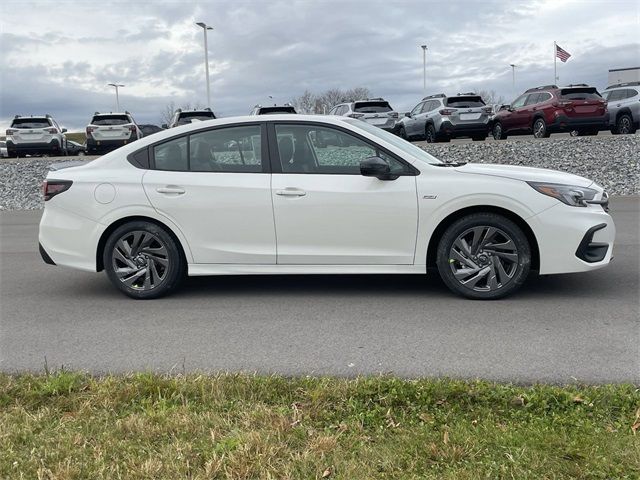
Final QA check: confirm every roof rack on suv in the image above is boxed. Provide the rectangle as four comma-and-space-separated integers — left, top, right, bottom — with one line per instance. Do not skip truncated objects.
525, 85, 558, 93
605, 81, 640, 89
422, 93, 446, 100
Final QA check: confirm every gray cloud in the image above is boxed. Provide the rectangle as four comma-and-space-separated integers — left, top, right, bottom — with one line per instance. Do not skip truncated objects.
0, 0, 638, 130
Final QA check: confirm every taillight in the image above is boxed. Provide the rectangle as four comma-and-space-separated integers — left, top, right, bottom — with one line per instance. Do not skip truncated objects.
6, 129, 17, 136
86, 126, 96, 135
46, 127, 58, 134
43, 180, 72, 201
482, 106, 493, 114
439, 109, 456, 116
388, 112, 399, 118
553, 101, 572, 108
348, 113, 364, 119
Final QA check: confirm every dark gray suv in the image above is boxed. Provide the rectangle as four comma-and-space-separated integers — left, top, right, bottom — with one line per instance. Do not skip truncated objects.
396, 93, 491, 142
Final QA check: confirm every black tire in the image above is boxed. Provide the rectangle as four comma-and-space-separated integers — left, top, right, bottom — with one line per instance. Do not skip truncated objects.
532, 118, 549, 138
575, 129, 598, 136
436, 213, 531, 300
472, 135, 487, 141
492, 122, 507, 140
616, 114, 635, 134
103, 221, 185, 299
399, 126, 408, 140
425, 124, 436, 143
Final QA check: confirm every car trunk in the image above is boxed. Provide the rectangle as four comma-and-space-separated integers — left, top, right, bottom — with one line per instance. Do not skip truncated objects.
10, 119, 51, 142
558, 88, 606, 119
353, 101, 396, 128
90, 116, 133, 141
445, 97, 488, 124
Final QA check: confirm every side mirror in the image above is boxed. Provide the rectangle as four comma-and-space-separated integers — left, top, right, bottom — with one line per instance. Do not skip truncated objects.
360, 156, 397, 180
161, 124, 168, 129
404, 112, 411, 117
61, 128, 67, 133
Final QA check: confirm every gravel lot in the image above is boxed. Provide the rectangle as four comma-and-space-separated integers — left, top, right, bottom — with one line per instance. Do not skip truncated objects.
0, 134, 638, 210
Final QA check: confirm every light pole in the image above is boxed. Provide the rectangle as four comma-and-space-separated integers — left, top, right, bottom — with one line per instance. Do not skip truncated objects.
421, 45, 428, 94
107, 83, 124, 111
509, 64, 517, 90
196, 22, 213, 107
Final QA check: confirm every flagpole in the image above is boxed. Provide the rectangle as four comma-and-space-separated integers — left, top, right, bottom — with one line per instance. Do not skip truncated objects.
554, 41, 557, 84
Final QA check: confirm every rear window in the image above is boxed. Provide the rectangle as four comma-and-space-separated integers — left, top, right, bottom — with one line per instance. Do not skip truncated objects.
258, 106, 297, 115
560, 88, 601, 100
92, 115, 130, 126
11, 118, 51, 129
445, 96, 485, 108
177, 111, 216, 125
353, 101, 392, 113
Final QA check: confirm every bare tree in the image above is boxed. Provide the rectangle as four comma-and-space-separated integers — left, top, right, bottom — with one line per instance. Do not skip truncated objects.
291, 90, 317, 114
476, 89, 506, 106
160, 101, 205, 125
290, 87, 373, 114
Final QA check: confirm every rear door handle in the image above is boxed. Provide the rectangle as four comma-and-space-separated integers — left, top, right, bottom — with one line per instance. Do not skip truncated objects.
156, 186, 185, 195
276, 188, 306, 197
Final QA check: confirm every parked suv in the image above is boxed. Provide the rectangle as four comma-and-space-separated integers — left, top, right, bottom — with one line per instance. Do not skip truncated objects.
164, 108, 216, 128
396, 93, 491, 142
250, 104, 297, 115
5, 114, 67, 157
491, 84, 608, 140
86, 112, 143, 154
601, 82, 639, 134
329, 98, 398, 131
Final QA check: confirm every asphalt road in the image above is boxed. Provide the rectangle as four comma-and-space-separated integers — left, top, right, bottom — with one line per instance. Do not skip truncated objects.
1, 198, 638, 383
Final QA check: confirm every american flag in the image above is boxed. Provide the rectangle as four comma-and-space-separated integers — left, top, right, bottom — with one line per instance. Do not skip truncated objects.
556, 44, 571, 63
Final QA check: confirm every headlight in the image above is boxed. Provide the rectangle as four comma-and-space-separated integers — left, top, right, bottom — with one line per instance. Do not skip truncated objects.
527, 182, 597, 207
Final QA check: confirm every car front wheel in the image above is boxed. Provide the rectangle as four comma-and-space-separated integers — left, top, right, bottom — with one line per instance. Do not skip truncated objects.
492, 122, 507, 140
103, 221, 185, 299
436, 213, 531, 299
425, 124, 436, 143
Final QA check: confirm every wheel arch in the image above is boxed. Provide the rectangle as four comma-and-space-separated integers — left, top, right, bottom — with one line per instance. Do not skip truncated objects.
615, 107, 633, 121
426, 205, 540, 271
96, 215, 189, 272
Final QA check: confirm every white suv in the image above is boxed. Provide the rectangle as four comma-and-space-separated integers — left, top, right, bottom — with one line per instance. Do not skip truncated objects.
5, 115, 67, 157
86, 112, 143, 154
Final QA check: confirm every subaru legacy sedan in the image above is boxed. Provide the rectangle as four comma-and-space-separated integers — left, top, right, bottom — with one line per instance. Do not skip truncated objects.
39, 115, 614, 300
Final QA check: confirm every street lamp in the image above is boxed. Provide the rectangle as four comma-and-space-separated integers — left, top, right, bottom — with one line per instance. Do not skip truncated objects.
509, 64, 517, 90
421, 45, 428, 94
107, 83, 124, 111
196, 22, 213, 107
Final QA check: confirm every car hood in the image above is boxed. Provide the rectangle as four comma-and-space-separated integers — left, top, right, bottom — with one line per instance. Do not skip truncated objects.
454, 163, 594, 188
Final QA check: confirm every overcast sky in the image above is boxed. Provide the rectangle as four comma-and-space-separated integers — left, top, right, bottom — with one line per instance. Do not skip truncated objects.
1, 0, 638, 131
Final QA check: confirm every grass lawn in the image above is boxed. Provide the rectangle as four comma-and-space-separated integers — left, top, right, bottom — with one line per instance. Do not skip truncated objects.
64, 132, 86, 144
1, 372, 638, 479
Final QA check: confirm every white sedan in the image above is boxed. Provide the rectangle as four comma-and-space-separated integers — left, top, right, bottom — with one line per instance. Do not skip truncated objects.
39, 115, 614, 299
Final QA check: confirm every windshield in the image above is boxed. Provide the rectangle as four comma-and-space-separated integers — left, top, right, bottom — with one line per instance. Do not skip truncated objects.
343, 118, 442, 164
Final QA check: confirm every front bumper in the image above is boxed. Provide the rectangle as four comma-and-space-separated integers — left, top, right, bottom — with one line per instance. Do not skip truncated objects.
6, 139, 62, 155
438, 120, 489, 138
548, 113, 609, 132
529, 202, 615, 275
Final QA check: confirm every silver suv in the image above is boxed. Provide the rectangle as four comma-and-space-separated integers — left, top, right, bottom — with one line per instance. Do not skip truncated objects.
164, 108, 216, 128
601, 82, 639, 134
396, 93, 492, 142
5, 114, 67, 157
328, 98, 398, 131
250, 104, 297, 115
86, 112, 143, 154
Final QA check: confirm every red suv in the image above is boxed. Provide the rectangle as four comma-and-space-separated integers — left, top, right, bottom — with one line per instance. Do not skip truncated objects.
491, 84, 608, 139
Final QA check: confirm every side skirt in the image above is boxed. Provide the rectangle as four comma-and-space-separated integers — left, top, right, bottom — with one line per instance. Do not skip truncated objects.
188, 264, 426, 276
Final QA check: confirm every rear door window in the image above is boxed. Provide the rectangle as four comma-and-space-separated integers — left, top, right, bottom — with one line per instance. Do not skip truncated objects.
189, 125, 262, 172
445, 96, 485, 108
153, 136, 188, 171
560, 88, 601, 100
92, 115, 130, 126
353, 101, 393, 113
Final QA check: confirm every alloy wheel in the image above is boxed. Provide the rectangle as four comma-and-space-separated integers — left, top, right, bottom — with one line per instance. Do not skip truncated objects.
112, 230, 169, 291
533, 119, 546, 138
493, 123, 502, 140
619, 116, 632, 134
448, 226, 519, 292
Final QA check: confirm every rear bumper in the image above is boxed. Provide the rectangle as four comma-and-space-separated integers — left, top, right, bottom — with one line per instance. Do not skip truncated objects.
529, 203, 615, 275
438, 121, 489, 137
548, 113, 609, 132
86, 137, 133, 152
6, 139, 62, 154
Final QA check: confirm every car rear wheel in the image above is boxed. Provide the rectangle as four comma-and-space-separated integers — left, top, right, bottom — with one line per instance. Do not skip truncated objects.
436, 213, 531, 299
399, 126, 408, 140
616, 114, 635, 134
492, 122, 507, 140
532, 118, 549, 138
425, 124, 436, 143
103, 221, 185, 299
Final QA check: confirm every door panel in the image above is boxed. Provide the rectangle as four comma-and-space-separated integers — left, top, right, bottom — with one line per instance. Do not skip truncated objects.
270, 123, 418, 265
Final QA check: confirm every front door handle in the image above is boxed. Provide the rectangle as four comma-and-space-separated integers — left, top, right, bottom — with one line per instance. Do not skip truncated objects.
276, 188, 306, 197
156, 186, 185, 195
